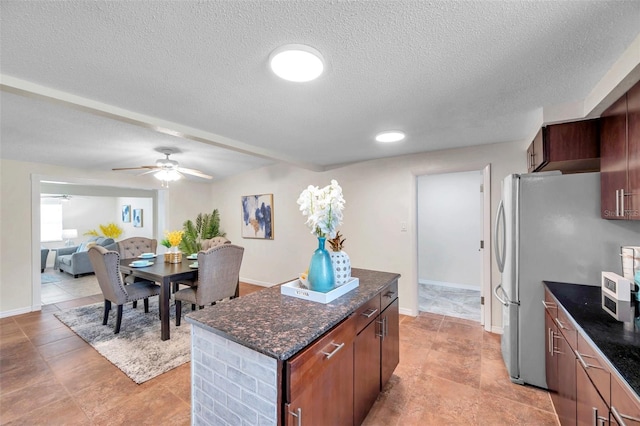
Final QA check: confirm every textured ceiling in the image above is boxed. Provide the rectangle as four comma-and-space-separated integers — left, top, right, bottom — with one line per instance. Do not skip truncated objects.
1, 1, 640, 181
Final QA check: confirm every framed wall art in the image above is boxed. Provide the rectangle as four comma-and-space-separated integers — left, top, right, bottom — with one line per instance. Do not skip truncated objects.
133, 209, 143, 228
241, 194, 273, 239
122, 205, 131, 223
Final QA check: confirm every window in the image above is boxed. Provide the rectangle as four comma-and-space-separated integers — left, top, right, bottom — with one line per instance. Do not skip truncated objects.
41, 202, 63, 242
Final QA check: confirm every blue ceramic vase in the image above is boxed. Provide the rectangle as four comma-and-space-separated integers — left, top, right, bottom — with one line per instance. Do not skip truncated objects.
308, 237, 336, 293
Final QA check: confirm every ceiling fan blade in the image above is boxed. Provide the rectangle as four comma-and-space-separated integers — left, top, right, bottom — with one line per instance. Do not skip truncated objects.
177, 167, 213, 179
112, 166, 157, 171
138, 169, 161, 176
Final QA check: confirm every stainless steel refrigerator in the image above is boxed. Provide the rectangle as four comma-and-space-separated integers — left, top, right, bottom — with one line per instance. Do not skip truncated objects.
493, 171, 639, 388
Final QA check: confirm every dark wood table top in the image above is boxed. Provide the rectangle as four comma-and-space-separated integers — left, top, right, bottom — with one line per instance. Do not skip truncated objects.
119, 256, 198, 281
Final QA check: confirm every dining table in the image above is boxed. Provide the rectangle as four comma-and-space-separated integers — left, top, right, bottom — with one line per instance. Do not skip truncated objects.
119, 255, 198, 341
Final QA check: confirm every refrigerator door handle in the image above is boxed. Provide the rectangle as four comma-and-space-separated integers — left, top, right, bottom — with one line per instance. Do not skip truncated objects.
494, 199, 506, 273
494, 283, 509, 306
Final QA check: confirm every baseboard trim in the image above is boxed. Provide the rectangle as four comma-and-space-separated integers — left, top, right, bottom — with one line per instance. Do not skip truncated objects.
491, 326, 503, 334
419, 279, 481, 292
240, 277, 274, 288
0, 305, 37, 318
399, 307, 416, 317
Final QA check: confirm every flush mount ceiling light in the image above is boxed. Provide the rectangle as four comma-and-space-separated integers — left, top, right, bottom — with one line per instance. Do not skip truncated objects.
375, 131, 406, 143
269, 44, 324, 82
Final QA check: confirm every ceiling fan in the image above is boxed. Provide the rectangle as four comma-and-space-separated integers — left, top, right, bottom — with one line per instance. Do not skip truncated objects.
112, 148, 213, 186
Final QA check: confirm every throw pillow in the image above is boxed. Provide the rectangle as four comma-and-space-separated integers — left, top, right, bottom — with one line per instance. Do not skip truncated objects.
75, 242, 88, 253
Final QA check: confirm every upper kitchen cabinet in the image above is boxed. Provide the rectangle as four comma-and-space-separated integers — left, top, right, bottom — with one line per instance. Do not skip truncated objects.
600, 80, 640, 220
527, 119, 600, 174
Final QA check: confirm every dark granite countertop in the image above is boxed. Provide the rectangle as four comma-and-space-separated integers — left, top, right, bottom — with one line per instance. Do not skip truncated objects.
185, 268, 400, 361
544, 281, 640, 398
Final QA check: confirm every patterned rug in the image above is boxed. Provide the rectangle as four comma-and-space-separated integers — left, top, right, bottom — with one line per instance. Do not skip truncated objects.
54, 298, 191, 384
41, 273, 61, 284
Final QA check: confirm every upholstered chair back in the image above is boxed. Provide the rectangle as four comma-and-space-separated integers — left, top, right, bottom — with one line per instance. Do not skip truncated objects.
88, 245, 128, 305
200, 236, 230, 251
195, 244, 244, 306
117, 237, 157, 259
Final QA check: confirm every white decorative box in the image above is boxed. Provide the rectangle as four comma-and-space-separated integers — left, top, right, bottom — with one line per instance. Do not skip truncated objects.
280, 277, 359, 304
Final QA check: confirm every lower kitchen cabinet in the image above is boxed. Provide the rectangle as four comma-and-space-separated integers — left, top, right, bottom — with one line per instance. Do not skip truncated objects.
577, 361, 609, 426
285, 315, 356, 426
354, 315, 381, 425
555, 326, 577, 426
380, 298, 399, 387
611, 375, 640, 426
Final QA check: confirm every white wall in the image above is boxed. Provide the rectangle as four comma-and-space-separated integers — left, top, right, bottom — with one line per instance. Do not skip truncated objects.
118, 197, 153, 239
210, 139, 528, 327
417, 170, 483, 288
0, 158, 214, 316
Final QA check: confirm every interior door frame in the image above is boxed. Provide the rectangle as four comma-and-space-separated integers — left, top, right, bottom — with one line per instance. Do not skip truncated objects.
30, 174, 167, 311
413, 164, 492, 332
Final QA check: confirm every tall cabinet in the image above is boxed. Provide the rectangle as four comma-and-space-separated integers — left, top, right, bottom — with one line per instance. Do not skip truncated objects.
600, 80, 640, 220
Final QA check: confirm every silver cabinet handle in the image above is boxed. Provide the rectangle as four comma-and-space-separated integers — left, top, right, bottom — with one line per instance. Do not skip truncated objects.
361, 308, 378, 318
542, 300, 556, 310
548, 328, 553, 356
384, 290, 396, 299
621, 188, 625, 217
616, 189, 620, 216
593, 407, 607, 426
376, 318, 384, 338
289, 407, 302, 426
575, 351, 605, 370
554, 317, 572, 331
384, 316, 388, 338
612, 405, 640, 425
321, 342, 345, 359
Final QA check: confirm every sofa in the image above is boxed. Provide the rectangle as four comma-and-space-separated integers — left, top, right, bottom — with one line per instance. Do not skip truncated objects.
40, 247, 49, 273
56, 237, 116, 278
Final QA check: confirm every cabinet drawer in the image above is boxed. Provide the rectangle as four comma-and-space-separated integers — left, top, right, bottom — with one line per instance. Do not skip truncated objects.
381, 280, 398, 311
286, 315, 356, 403
576, 333, 611, 405
355, 294, 380, 333
555, 303, 577, 350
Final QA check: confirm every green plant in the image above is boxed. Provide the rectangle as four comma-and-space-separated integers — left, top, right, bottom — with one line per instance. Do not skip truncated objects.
84, 222, 123, 239
179, 209, 225, 253
160, 238, 171, 248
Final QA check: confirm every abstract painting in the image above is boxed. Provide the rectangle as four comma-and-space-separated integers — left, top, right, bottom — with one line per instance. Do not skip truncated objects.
122, 205, 131, 223
241, 194, 273, 239
133, 209, 143, 228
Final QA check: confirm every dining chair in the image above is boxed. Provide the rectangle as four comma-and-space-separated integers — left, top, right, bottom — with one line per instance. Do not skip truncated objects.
175, 244, 244, 326
88, 245, 161, 334
172, 237, 231, 293
117, 237, 158, 308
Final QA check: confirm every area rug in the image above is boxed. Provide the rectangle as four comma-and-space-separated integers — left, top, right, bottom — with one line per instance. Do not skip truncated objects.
54, 299, 191, 384
41, 273, 61, 284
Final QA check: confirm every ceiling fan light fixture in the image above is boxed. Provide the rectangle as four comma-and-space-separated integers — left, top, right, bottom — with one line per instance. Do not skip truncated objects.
269, 44, 324, 82
154, 169, 181, 182
375, 131, 406, 143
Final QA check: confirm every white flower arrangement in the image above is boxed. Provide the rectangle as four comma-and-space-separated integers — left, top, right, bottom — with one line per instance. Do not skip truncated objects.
297, 179, 345, 239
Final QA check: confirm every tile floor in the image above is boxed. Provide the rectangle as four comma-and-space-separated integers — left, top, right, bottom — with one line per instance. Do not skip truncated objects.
40, 271, 101, 305
1, 281, 558, 425
419, 282, 481, 322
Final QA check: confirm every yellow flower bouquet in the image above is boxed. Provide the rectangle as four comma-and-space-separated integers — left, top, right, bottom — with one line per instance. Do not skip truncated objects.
164, 230, 184, 263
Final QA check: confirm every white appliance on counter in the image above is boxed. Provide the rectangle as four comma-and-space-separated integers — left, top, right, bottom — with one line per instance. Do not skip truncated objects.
493, 171, 639, 389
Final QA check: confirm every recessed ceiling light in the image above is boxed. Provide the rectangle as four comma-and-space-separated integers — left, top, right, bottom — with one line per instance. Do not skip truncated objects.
375, 131, 406, 143
269, 44, 324, 82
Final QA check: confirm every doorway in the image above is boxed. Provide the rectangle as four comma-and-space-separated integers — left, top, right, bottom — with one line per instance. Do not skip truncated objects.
417, 169, 486, 323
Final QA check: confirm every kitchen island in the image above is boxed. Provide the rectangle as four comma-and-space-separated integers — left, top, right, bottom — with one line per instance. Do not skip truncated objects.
186, 268, 400, 425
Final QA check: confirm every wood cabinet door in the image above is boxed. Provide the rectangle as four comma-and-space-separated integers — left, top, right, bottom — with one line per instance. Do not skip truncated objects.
354, 318, 381, 426
555, 330, 578, 426
545, 311, 558, 395
576, 362, 609, 426
286, 317, 355, 426
610, 374, 640, 426
380, 298, 399, 388
531, 128, 545, 171
627, 81, 640, 220
601, 94, 628, 219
